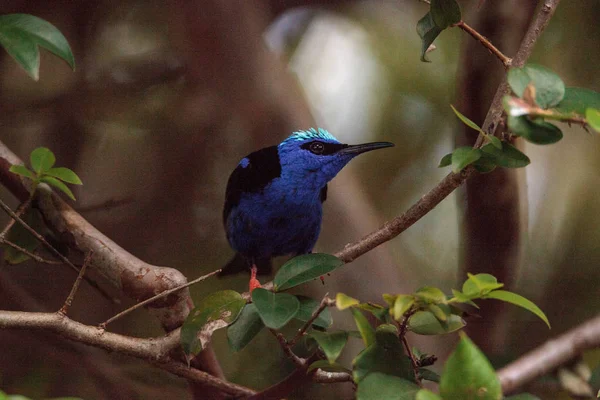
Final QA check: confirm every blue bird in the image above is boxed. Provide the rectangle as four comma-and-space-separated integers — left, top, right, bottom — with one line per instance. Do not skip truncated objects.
221, 128, 394, 279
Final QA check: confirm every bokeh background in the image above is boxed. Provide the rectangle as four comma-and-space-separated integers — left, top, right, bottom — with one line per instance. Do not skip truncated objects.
0, 0, 599, 399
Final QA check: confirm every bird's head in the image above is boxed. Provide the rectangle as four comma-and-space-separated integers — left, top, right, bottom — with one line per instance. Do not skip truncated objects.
277, 128, 394, 189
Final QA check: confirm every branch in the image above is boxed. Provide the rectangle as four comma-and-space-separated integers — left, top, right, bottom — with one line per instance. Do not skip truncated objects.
0, 310, 255, 397
0, 237, 62, 265
498, 314, 600, 395
456, 21, 512, 68
288, 294, 335, 347
60, 251, 93, 315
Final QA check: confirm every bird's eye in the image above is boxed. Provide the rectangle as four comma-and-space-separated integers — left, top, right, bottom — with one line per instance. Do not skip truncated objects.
309, 141, 325, 155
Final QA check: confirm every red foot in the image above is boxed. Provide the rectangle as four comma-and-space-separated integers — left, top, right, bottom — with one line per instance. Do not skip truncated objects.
319, 275, 325, 285
249, 265, 262, 293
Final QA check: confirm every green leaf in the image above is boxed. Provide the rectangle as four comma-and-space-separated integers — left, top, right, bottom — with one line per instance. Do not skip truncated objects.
480, 142, 530, 168
9, 164, 35, 180
392, 295, 415, 321
40, 176, 75, 200
462, 273, 504, 297
353, 324, 414, 383
295, 296, 332, 329
308, 331, 348, 363
555, 87, 600, 115
507, 115, 563, 145
451, 147, 481, 173
356, 303, 389, 321
415, 286, 446, 304
273, 253, 343, 291
438, 153, 452, 168
351, 308, 376, 347
3, 208, 44, 264
416, 12, 442, 62
508, 64, 565, 108
484, 290, 550, 328
450, 289, 480, 308
586, 108, 600, 132
336, 292, 360, 310
416, 389, 443, 400
439, 333, 502, 400
30, 147, 55, 174
408, 310, 465, 335
0, 14, 75, 80
428, 304, 448, 322
44, 167, 82, 185
307, 359, 352, 373
227, 303, 264, 352
489, 135, 502, 149
251, 288, 299, 329
472, 155, 497, 174
357, 373, 420, 400
450, 105, 482, 132
419, 368, 441, 383
430, 0, 461, 29
180, 290, 245, 355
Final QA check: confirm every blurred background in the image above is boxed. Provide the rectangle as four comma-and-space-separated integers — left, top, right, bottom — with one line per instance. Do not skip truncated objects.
0, 0, 599, 399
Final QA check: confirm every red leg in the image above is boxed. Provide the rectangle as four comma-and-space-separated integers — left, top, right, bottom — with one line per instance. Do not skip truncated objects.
249, 265, 262, 293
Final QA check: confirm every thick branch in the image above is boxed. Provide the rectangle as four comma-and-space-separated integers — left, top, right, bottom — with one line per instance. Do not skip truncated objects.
498, 314, 600, 395
0, 310, 254, 397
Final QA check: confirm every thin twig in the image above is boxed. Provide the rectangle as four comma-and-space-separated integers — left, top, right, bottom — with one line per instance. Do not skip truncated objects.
312, 369, 354, 384
288, 294, 335, 347
456, 21, 512, 68
100, 268, 222, 329
0, 194, 34, 237
269, 328, 306, 368
401, 335, 422, 386
0, 198, 79, 274
0, 237, 62, 264
60, 251, 93, 316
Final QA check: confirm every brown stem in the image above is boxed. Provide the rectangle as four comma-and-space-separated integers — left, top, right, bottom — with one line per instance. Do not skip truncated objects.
288, 295, 335, 347
456, 21, 512, 68
100, 268, 222, 329
0, 193, 33, 237
401, 335, 422, 387
498, 314, 600, 395
59, 251, 93, 316
0, 237, 62, 265
269, 328, 306, 368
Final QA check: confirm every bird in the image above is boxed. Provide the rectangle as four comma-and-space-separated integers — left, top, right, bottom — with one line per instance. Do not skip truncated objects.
220, 128, 394, 283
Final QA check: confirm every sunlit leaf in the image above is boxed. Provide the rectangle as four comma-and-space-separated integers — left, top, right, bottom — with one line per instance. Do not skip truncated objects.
336, 292, 359, 310
440, 333, 502, 400
484, 290, 550, 328
351, 308, 375, 347
415, 286, 446, 304
273, 253, 342, 291
392, 295, 414, 321
40, 176, 75, 200
451, 105, 482, 132
416, 389, 443, 400
45, 167, 82, 185
9, 164, 35, 180
462, 273, 504, 297
585, 108, 600, 132
30, 147, 55, 174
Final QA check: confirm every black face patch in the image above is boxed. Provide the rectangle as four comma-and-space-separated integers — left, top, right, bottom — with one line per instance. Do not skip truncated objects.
301, 140, 348, 155
223, 146, 281, 224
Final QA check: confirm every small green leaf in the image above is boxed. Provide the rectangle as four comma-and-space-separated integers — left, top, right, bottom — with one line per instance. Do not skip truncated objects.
450, 289, 480, 308
308, 331, 348, 363
484, 290, 550, 328
357, 373, 420, 400
508, 64, 565, 108
416, 389, 443, 400
438, 153, 452, 168
336, 292, 360, 310
252, 288, 299, 329
415, 286, 446, 304
555, 87, 600, 115
295, 296, 332, 329
451, 105, 482, 132
30, 147, 55, 174
585, 108, 600, 132
439, 333, 502, 400
307, 359, 352, 373
489, 135, 502, 149
508, 115, 563, 145
392, 295, 415, 321
416, 12, 442, 62
419, 368, 441, 383
351, 308, 375, 347
353, 324, 414, 383
430, 0, 462, 29
472, 155, 497, 174
409, 310, 465, 335
40, 176, 75, 200
3, 208, 44, 264
45, 167, 82, 185
451, 147, 481, 173
273, 253, 343, 291
0, 14, 75, 80
382, 294, 397, 306
462, 273, 504, 297
481, 142, 530, 168
427, 304, 448, 322
181, 290, 245, 356
9, 164, 36, 180
356, 303, 389, 321
227, 304, 264, 352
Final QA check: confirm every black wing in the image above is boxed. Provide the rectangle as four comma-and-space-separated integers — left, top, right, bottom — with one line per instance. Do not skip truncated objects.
320, 184, 327, 203
223, 145, 281, 224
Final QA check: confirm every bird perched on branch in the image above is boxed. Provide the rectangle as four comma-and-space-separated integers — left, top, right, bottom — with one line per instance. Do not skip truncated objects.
221, 128, 394, 283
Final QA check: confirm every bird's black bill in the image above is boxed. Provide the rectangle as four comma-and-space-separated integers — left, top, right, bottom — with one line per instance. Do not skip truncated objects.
338, 141, 395, 155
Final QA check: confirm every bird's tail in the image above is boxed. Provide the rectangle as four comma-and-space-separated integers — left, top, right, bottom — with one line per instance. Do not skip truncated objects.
218, 253, 273, 276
